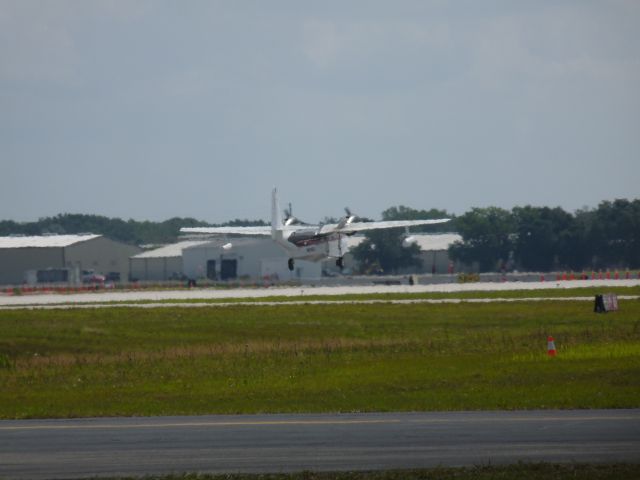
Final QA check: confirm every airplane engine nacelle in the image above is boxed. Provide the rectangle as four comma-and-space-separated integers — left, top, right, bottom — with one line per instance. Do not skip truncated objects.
337, 215, 356, 230
402, 235, 417, 248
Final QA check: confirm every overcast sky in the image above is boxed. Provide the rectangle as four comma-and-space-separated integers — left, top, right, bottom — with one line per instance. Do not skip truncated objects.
1, 1, 638, 224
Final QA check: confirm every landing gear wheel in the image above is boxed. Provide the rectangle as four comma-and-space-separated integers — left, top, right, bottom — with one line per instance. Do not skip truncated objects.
288, 258, 295, 271
336, 257, 344, 270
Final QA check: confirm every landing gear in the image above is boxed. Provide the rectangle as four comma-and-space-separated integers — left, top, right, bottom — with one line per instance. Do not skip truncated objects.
288, 258, 295, 271
336, 257, 344, 270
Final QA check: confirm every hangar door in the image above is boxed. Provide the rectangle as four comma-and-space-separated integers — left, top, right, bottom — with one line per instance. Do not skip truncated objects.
220, 259, 237, 280
206, 260, 216, 280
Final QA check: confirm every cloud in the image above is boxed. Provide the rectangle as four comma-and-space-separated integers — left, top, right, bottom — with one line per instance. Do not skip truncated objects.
1, 1, 638, 221
301, 17, 452, 72
0, 1, 151, 86
463, 4, 640, 89
0, 2, 78, 85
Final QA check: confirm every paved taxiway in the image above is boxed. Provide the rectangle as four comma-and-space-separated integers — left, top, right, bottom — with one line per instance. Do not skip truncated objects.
1, 279, 638, 307
2, 282, 638, 478
1, 295, 639, 310
1, 410, 639, 478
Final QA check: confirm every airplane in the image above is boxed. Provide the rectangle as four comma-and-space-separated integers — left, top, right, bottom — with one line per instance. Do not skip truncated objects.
180, 189, 450, 271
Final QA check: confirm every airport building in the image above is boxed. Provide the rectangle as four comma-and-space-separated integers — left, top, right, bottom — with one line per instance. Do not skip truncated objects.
129, 240, 210, 281
344, 233, 465, 274
411, 233, 465, 273
139, 233, 462, 282
182, 238, 322, 281
0, 234, 141, 285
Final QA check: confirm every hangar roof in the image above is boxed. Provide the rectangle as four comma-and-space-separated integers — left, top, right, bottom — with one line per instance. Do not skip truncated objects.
411, 233, 462, 251
132, 240, 211, 259
0, 234, 101, 249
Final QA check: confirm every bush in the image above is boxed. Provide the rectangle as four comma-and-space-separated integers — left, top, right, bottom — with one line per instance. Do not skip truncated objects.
457, 272, 480, 283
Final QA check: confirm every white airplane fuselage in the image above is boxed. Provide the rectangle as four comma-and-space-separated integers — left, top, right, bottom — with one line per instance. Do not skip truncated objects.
180, 188, 450, 271
272, 228, 349, 262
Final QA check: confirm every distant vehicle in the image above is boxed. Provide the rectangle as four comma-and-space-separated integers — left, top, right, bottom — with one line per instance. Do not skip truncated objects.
169, 272, 188, 281
181, 188, 450, 272
82, 270, 105, 284
105, 272, 121, 282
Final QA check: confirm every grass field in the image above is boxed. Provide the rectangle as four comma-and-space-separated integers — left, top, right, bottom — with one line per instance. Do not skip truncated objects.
1, 295, 639, 419
90, 464, 640, 480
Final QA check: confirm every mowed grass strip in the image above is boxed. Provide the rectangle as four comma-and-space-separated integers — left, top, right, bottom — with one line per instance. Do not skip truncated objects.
6, 282, 640, 310
12, 285, 640, 307
0, 299, 639, 418
85, 463, 640, 480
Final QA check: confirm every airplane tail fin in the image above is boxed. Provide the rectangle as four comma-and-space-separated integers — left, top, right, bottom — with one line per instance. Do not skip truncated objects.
271, 188, 283, 237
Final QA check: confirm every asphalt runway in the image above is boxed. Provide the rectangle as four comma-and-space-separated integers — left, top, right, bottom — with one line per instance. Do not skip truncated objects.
1, 295, 639, 311
1, 279, 639, 307
2, 410, 639, 479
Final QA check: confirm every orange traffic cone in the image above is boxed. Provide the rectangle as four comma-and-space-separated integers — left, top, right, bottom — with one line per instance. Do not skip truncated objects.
547, 336, 557, 357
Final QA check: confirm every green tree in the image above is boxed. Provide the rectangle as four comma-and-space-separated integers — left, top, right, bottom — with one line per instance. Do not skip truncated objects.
559, 207, 597, 271
350, 205, 452, 274
351, 229, 422, 274
223, 219, 268, 227
449, 207, 514, 272
382, 205, 455, 231
591, 199, 640, 268
511, 206, 574, 271
0, 214, 215, 245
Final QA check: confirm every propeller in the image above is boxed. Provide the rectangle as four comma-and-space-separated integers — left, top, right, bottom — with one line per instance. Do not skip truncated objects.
402, 235, 418, 248
401, 226, 417, 248
283, 202, 297, 226
336, 207, 357, 230
345, 207, 358, 220
283, 202, 310, 226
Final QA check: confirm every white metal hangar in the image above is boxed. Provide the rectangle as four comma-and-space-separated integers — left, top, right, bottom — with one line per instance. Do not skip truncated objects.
182, 238, 322, 281
0, 234, 142, 285
129, 240, 210, 281
409, 233, 464, 273
344, 233, 464, 274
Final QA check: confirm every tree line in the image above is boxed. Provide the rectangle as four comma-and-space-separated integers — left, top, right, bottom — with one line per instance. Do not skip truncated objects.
451, 199, 639, 272
352, 199, 639, 273
0, 214, 266, 246
1, 198, 638, 272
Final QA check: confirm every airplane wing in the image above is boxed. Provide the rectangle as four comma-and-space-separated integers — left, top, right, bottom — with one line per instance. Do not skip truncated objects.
180, 226, 272, 236
318, 218, 450, 234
